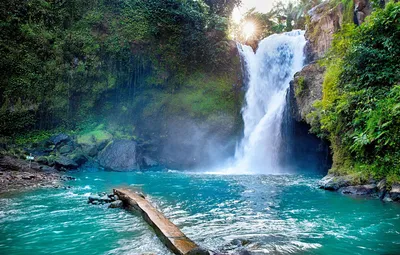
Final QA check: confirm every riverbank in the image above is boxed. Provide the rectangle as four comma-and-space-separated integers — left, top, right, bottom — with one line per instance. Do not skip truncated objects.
319, 174, 400, 202
1, 170, 399, 255
0, 155, 74, 194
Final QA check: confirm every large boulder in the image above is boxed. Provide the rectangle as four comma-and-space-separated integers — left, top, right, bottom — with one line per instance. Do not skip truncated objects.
319, 174, 351, 191
77, 130, 112, 158
97, 140, 141, 171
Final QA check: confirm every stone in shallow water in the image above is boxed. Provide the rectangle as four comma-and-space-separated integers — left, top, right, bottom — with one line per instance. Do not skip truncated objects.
88, 195, 101, 203
182, 247, 210, 255
108, 200, 123, 209
319, 175, 351, 191
383, 193, 393, 202
377, 179, 387, 199
389, 184, 400, 201
339, 184, 377, 196
100, 195, 111, 203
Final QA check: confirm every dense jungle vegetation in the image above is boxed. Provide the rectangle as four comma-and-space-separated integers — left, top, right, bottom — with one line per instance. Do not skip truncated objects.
0, 0, 244, 138
0, 0, 320, 143
310, 1, 400, 182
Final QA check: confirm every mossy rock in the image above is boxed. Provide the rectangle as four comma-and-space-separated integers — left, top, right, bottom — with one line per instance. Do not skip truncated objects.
36, 156, 48, 165
46, 155, 57, 166
68, 150, 88, 166
77, 130, 112, 146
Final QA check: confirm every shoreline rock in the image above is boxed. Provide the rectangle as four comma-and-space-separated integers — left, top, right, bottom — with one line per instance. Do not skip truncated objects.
319, 174, 400, 202
87, 191, 123, 208
0, 155, 75, 194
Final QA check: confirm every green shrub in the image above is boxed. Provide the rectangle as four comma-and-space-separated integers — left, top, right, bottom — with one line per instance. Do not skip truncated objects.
295, 76, 306, 96
312, 1, 400, 182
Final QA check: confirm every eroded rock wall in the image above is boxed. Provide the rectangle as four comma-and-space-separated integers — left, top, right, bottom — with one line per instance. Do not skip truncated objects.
292, 1, 345, 123
304, 2, 344, 63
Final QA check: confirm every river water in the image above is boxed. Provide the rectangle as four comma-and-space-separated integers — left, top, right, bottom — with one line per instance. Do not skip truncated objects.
1, 168, 399, 255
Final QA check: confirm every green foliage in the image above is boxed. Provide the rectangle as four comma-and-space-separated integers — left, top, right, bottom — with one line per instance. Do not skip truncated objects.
295, 76, 306, 96
77, 130, 112, 145
312, 2, 400, 180
0, 0, 242, 137
233, 0, 322, 42
14, 128, 68, 145
135, 69, 241, 120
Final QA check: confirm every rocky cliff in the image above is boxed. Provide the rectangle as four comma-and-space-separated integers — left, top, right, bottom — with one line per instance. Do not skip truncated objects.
304, 1, 344, 63
292, 0, 373, 124
291, 1, 346, 123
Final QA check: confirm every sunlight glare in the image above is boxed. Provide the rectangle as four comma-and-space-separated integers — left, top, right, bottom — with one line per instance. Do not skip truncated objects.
232, 7, 242, 24
243, 22, 255, 40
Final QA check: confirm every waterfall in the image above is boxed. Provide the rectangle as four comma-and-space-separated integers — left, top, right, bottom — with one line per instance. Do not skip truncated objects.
234, 30, 306, 174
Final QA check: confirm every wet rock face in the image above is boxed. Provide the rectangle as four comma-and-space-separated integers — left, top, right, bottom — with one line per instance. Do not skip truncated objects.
305, 2, 344, 62
354, 0, 372, 25
290, 63, 325, 123
97, 140, 141, 171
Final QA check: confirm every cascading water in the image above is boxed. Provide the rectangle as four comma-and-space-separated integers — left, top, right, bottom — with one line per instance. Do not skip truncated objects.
234, 30, 307, 174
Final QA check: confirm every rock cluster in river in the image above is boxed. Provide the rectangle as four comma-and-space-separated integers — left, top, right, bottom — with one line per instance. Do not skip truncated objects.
0, 155, 75, 193
29, 133, 89, 170
88, 192, 124, 208
23, 132, 161, 172
319, 174, 400, 202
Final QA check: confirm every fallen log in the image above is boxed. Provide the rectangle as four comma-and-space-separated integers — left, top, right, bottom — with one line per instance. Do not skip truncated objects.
113, 188, 202, 255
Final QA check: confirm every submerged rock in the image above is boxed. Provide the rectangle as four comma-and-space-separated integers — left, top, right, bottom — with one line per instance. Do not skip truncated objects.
88, 192, 119, 205
88, 195, 101, 203
377, 179, 387, 199
319, 174, 351, 191
383, 193, 393, 202
109, 200, 123, 208
389, 184, 400, 202
97, 140, 141, 171
339, 184, 377, 196
185, 247, 211, 255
